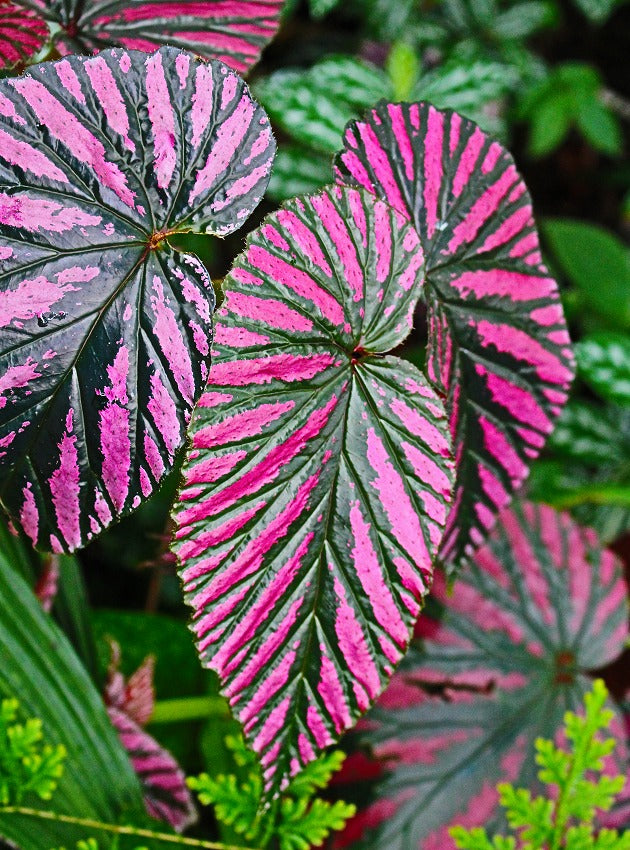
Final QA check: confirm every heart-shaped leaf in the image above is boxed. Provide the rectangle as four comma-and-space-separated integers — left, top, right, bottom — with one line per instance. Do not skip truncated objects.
334, 102, 575, 570
172, 185, 455, 794
0, 46, 275, 552
15, 0, 284, 74
0, 1, 48, 70
341, 502, 629, 849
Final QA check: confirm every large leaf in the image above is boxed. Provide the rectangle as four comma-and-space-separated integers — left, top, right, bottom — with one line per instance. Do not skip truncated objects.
0, 1, 48, 70
14, 0, 284, 74
334, 102, 574, 569
341, 502, 629, 850
0, 46, 275, 553
172, 185, 455, 794
0, 550, 145, 849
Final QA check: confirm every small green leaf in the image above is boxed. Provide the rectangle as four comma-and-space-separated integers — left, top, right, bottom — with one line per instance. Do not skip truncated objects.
386, 41, 420, 100
576, 334, 630, 404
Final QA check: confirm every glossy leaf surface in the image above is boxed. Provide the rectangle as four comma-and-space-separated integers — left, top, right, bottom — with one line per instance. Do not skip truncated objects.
0, 46, 274, 553
0, 552, 145, 850
335, 102, 575, 569
0, 1, 48, 70
22, 0, 283, 74
172, 185, 455, 793
343, 502, 629, 849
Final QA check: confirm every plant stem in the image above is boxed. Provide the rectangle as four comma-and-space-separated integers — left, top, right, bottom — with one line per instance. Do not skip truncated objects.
150, 695, 230, 725
0, 806, 256, 850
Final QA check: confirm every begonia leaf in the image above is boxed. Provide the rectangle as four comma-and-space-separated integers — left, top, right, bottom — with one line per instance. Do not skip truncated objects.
0, 46, 275, 552
172, 185, 455, 794
340, 502, 629, 849
14, 0, 284, 74
0, 1, 48, 70
334, 102, 574, 569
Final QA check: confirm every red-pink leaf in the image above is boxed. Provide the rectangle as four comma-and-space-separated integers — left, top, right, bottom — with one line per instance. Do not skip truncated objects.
338, 502, 629, 849
334, 103, 575, 570
105, 642, 196, 832
0, 1, 48, 70
172, 185, 455, 794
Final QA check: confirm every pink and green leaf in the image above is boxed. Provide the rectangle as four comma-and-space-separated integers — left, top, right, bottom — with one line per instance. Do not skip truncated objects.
0, 46, 275, 552
334, 103, 575, 570
17, 0, 283, 74
0, 1, 48, 70
340, 502, 629, 849
172, 185, 455, 795
105, 641, 197, 832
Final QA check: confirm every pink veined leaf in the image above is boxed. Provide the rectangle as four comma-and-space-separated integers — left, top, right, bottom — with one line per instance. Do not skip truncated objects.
335, 501, 629, 849
34, 555, 60, 612
11, 0, 283, 74
334, 102, 575, 571
0, 46, 275, 553
172, 184, 455, 795
0, 1, 48, 69
105, 641, 197, 832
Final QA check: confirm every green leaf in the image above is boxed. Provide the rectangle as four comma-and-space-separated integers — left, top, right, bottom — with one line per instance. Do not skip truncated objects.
266, 146, 332, 202
308, 0, 341, 18
0, 554, 145, 848
571, 0, 618, 23
577, 99, 622, 155
277, 797, 356, 850
493, 1, 554, 38
542, 219, 630, 329
528, 93, 572, 155
576, 334, 630, 404
386, 41, 420, 101
255, 55, 391, 154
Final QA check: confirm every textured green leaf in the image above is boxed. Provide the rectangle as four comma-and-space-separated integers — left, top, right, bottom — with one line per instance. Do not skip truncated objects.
576, 334, 630, 404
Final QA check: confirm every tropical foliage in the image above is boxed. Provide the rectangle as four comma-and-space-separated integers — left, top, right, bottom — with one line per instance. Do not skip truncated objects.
0, 0, 628, 848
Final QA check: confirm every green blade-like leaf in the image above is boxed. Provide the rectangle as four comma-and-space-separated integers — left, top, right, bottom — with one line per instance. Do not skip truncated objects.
172, 185, 455, 794
0, 551, 145, 849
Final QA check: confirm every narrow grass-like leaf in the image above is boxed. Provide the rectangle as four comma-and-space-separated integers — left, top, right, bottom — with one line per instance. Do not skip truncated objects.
0, 1, 48, 70
13, 0, 284, 74
335, 102, 574, 569
0, 46, 274, 552
0, 552, 145, 849
341, 502, 629, 849
172, 185, 455, 794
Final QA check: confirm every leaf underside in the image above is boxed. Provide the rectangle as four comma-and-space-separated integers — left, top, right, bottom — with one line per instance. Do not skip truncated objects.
172, 184, 455, 794
343, 501, 629, 849
334, 102, 575, 570
0, 46, 275, 552
17, 0, 284, 74
0, 1, 48, 70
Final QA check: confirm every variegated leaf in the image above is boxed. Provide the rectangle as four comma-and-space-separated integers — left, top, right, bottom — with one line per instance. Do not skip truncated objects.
104, 640, 197, 832
0, 46, 275, 552
334, 102, 575, 570
0, 1, 48, 69
172, 185, 455, 794
20, 0, 283, 74
340, 502, 629, 849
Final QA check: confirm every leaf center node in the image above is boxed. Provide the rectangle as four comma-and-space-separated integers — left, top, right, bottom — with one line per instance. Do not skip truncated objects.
554, 650, 576, 684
